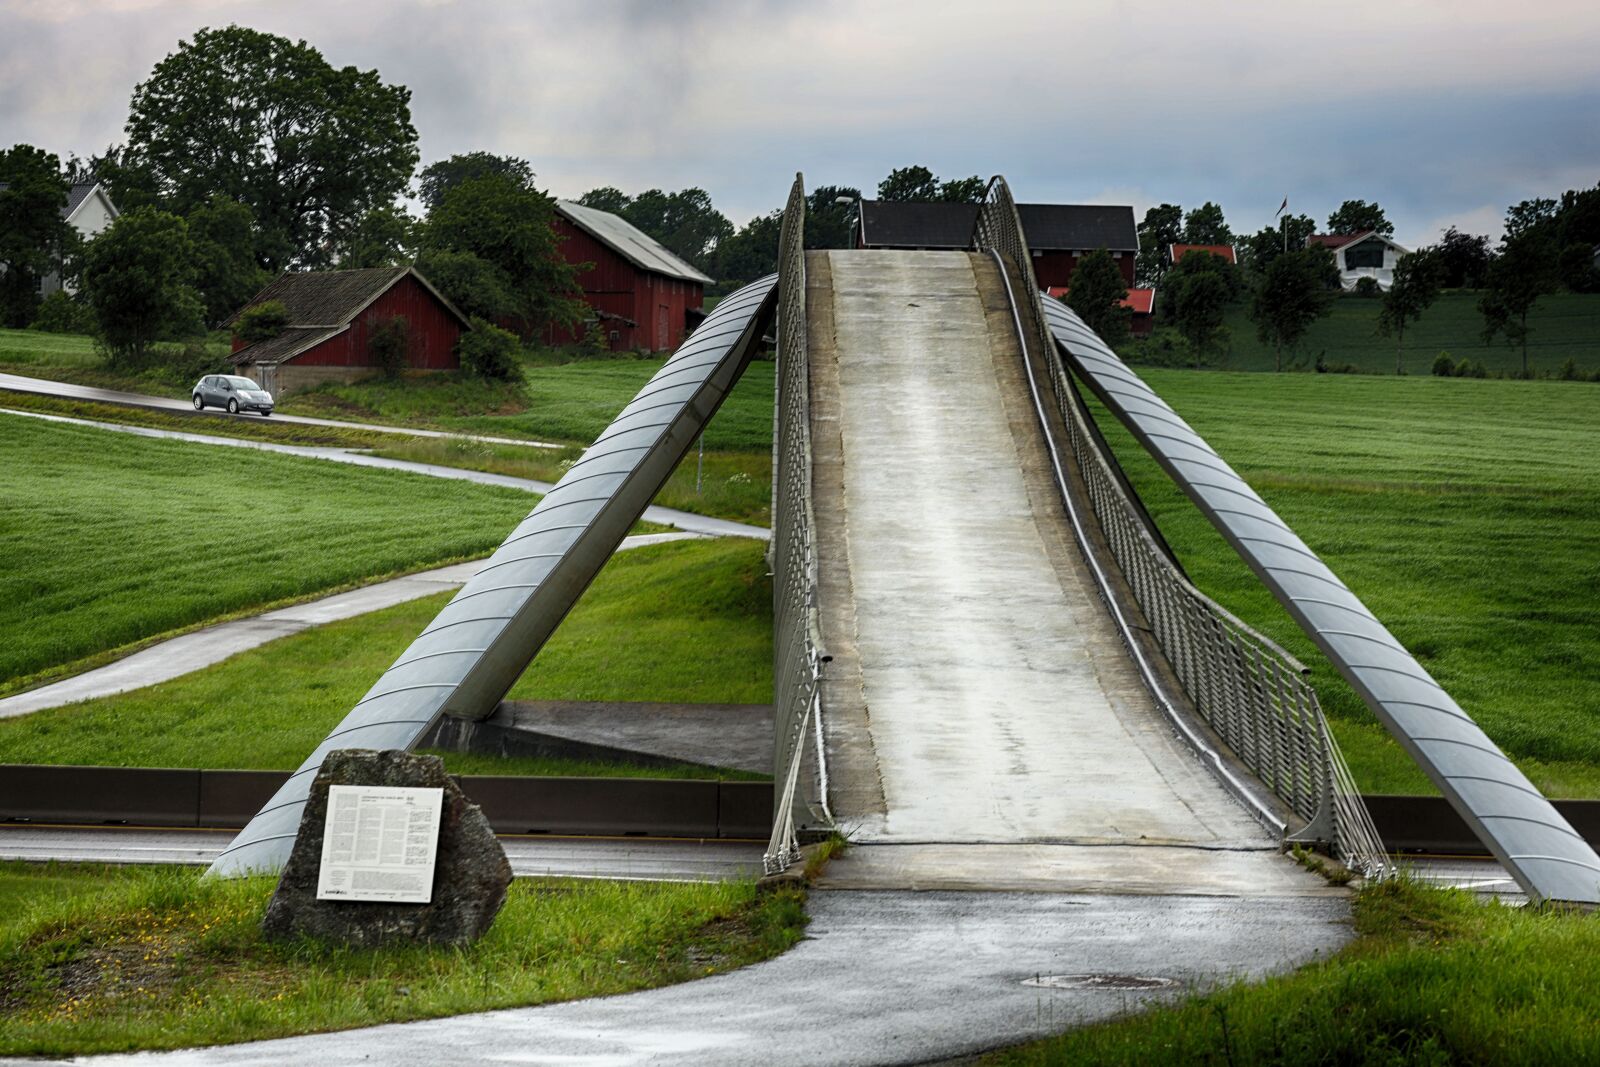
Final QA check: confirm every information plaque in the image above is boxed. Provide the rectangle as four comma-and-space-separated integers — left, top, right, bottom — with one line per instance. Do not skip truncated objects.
316, 785, 443, 904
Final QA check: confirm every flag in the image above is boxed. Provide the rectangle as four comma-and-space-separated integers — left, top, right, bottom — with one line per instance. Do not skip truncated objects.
1275, 196, 1288, 218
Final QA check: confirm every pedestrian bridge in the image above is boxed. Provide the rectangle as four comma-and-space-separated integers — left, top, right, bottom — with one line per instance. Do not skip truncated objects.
212, 176, 1600, 907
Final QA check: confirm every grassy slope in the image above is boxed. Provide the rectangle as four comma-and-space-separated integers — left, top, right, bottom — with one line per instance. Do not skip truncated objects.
988, 878, 1600, 1065
0, 327, 231, 399
1098, 370, 1600, 795
0, 414, 535, 691
1195, 290, 1600, 375
0, 538, 773, 772
0, 862, 805, 1057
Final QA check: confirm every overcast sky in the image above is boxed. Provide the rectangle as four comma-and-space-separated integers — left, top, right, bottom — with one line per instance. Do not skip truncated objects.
3, 0, 1597, 249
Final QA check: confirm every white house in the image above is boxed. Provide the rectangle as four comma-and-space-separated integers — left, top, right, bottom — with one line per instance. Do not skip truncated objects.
1306, 231, 1410, 292
44, 182, 120, 295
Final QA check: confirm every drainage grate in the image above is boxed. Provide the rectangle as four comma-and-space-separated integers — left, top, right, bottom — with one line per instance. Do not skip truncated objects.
1022, 973, 1180, 990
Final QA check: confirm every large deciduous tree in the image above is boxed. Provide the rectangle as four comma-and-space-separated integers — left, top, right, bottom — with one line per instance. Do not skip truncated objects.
82, 208, 204, 366
1166, 250, 1234, 367
1434, 226, 1491, 288
418, 152, 535, 211
875, 166, 985, 203
804, 185, 862, 250
1480, 233, 1558, 376
714, 211, 782, 285
1135, 203, 1182, 287
1327, 199, 1393, 237
1239, 214, 1316, 275
184, 197, 270, 325
417, 174, 584, 336
1377, 249, 1444, 374
0, 145, 71, 327
1063, 248, 1130, 346
119, 25, 418, 272
1182, 201, 1232, 245
1250, 247, 1335, 372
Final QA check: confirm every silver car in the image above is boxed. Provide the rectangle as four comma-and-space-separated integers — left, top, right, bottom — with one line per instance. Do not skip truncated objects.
193, 375, 274, 415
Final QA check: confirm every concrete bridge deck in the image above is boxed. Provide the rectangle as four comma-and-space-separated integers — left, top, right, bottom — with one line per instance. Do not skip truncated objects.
810, 250, 1292, 888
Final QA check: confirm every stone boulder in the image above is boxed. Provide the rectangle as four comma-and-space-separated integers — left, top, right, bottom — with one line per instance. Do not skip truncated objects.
261, 749, 512, 947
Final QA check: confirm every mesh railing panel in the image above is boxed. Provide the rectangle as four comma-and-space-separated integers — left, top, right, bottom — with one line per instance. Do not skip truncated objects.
765, 173, 827, 874
973, 176, 1387, 878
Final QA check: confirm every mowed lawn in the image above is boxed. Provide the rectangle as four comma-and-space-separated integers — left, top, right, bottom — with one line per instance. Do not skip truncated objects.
0, 414, 535, 691
0, 538, 773, 772
1203, 290, 1600, 375
1098, 370, 1600, 795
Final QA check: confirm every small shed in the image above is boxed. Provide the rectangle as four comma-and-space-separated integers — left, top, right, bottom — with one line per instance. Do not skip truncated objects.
547, 201, 712, 352
855, 200, 1139, 289
228, 266, 469, 396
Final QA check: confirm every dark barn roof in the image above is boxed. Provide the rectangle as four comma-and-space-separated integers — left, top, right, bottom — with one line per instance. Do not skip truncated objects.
858, 200, 1138, 253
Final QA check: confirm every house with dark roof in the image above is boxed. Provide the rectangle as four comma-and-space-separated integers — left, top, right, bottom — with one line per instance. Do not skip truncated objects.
854, 200, 1139, 289
1305, 231, 1410, 291
227, 266, 469, 396
547, 200, 712, 352
0, 180, 120, 296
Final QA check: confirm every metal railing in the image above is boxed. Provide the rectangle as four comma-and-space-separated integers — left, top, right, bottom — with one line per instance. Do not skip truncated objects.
765, 173, 828, 874
972, 176, 1387, 877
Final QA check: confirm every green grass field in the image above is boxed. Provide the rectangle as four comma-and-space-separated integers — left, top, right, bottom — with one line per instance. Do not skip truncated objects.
0, 538, 772, 773
0, 862, 804, 1056
0, 414, 536, 694
1153, 290, 1600, 376
988, 877, 1600, 1065
1097, 370, 1600, 795
0, 328, 233, 399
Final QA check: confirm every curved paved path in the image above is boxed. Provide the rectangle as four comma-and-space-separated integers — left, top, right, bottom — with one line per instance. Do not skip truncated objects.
0, 533, 703, 720
25, 889, 1349, 1067
0, 371, 563, 448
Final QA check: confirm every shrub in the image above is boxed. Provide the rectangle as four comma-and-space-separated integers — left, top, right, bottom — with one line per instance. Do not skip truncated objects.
457, 316, 521, 380
1431, 352, 1455, 377
367, 315, 411, 378
28, 290, 96, 335
1353, 276, 1381, 298
234, 299, 289, 343
163, 341, 228, 383
1558, 357, 1581, 381
1457, 359, 1487, 379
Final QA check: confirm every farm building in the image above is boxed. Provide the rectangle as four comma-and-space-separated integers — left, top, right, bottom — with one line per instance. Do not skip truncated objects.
854, 200, 1139, 289
228, 266, 469, 396
1168, 243, 1237, 266
1306, 231, 1411, 291
1048, 285, 1158, 337
0, 180, 120, 296
546, 200, 712, 352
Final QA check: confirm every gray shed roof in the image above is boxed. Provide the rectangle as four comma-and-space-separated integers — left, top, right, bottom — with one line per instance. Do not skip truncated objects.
229, 327, 343, 368
859, 200, 1138, 253
555, 201, 713, 285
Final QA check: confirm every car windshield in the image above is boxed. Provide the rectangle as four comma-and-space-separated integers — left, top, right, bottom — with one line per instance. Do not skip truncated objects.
226, 377, 262, 391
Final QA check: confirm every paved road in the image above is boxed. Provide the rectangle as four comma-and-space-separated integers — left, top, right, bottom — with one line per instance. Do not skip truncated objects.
1, 407, 768, 541
0, 534, 704, 720
25, 889, 1350, 1067
0, 370, 562, 448
0, 825, 764, 881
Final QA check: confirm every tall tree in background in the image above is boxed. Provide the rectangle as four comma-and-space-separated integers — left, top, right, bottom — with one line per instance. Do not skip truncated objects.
119, 25, 418, 271
82, 208, 204, 366
184, 197, 270, 325
1135, 203, 1182, 287
1377, 249, 1444, 374
804, 185, 861, 250
1239, 214, 1316, 275
1326, 199, 1393, 237
0, 144, 71, 327
1182, 201, 1232, 245
1502, 197, 1557, 243
1166, 250, 1233, 367
876, 166, 986, 203
1250, 247, 1335, 372
1434, 226, 1491, 288
574, 186, 631, 215
1481, 233, 1558, 376
936, 175, 988, 203
418, 153, 535, 211
714, 211, 782, 285
1063, 249, 1130, 346
332, 204, 417, 269
418, 174, 584, 336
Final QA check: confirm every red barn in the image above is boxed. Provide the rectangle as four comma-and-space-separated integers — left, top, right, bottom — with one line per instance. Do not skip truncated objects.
228, 266, 469, 396
855, 200, 1139, 289
547, 201, 712, 352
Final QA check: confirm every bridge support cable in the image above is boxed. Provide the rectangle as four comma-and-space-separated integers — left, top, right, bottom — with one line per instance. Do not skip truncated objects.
977, 187, 1600, 906
208, 277, 779, 877
765, 174, 832, 875
972, 176, 1391, 883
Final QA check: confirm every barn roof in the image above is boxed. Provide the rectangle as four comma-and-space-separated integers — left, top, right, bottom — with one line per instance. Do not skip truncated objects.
1169, 243, 1236, 264
858, 200, 1138, 252
228, 327, 343, 368
1046, 286, 1157, 315
554, 201, 713, 285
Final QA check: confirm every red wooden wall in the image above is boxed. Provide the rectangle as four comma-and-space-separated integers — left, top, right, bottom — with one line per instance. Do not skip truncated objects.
297, 274, 462, 369
546, 217, 704, 352
1031, 251, 1137, 290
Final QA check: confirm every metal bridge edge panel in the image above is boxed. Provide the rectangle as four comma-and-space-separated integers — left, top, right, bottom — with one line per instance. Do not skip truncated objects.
1038, 297, 1600, 905
207, 276, 779, 878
